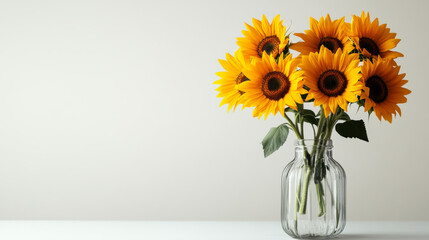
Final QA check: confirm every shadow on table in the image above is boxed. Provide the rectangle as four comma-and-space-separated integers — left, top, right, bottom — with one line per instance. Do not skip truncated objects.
339, 234, 427, 240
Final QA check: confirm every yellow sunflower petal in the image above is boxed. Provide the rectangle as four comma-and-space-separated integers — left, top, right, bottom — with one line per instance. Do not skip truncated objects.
360, 55, 410, 122
300, 46, 362, 116
349, 11, 403, 60
214, 50, 250, 112
237, 15, 289, 60
291, 14, 349, 57
240, 53, 304, 119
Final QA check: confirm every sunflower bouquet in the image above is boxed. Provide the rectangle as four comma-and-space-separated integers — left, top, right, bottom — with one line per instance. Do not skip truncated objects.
214, 12, 410, 219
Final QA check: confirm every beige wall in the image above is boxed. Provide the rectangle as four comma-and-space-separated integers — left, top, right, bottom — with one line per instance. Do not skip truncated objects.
0, 0, 427, 220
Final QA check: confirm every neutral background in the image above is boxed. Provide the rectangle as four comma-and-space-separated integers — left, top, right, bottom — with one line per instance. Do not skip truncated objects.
0, 0, 427, 220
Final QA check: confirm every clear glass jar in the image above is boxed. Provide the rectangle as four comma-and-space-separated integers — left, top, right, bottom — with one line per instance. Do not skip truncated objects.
281, 139, 346, 239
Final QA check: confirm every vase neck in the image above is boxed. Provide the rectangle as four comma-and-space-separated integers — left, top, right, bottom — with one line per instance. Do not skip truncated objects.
294, 139, 333, 160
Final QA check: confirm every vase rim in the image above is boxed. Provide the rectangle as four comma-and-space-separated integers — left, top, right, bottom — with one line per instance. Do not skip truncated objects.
295, 139, 333, 148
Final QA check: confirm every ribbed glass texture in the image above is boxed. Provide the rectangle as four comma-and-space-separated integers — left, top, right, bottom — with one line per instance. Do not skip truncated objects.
281, 140, 346, 239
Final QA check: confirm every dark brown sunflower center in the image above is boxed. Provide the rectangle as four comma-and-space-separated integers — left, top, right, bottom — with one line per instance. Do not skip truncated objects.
235, 72, 249, 95
262, 71, 290, 100
366, 76, 388, 103
318, 70, 348, 97
257, 36, 281, 57
359, 37, 379, 56
318, 37, 343, 53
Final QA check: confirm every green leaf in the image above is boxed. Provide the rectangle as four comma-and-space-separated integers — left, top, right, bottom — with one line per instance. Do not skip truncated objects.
301, 109, 316, 118
262, 124, 289, 157
356, 99, 365, 109
284, 107, 297, 114
301, 93, 314, 102
303, 115, 319, 125
337, 111, 351, 121
316, 110, 321, 117
296, 109, 318, 125
297, 103, 304, 112
335, 120, 369, 142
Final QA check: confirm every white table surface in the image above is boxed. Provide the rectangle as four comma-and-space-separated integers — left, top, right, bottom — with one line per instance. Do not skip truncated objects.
0, 221, 427, 240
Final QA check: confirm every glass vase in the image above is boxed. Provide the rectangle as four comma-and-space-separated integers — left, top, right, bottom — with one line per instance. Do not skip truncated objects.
281, 139, 346, 239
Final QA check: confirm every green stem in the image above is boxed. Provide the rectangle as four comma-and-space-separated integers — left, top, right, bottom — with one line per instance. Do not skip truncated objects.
316, 183, 326, 216
298, 167, 312, 214
283, 113, 303, 139
298, 108, 339, 217
284, 113, 311, 167
313, 110, 341, 216
295, 180, 302, 221
296, 108, 322, 215
311, 107, 326, 164
294, 107, 344, 217
315, 106, 326, 140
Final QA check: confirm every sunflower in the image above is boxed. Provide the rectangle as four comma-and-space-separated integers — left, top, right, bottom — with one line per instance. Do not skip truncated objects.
360, 56, 411, 123
346, 12, 403, 59
290, 14, 350, 56
237, 53, 305, 120
236, 15, 288, 61
301, 46, 362, 117
214, 50, 249, 112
